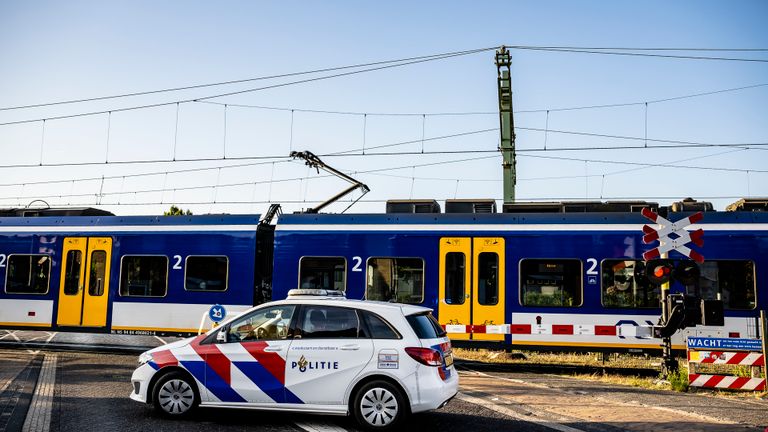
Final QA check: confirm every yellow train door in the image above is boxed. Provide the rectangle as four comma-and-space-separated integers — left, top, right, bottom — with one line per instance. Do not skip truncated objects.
437, 238, 471, 340
471, 237, 505, 341
56, 237, 112, 327
438, 237, 505, 341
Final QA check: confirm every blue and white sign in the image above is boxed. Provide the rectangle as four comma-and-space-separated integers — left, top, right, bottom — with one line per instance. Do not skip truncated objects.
687, 337, 762, 352
587, 276, 598, 285
208, 304, 227, 323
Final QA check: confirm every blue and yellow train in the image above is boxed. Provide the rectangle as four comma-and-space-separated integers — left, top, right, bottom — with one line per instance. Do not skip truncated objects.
1, 199, 766, 352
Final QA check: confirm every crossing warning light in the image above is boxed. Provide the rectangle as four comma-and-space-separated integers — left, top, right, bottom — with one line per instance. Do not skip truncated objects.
646, 259, 674, 285
675, 262, 701, 285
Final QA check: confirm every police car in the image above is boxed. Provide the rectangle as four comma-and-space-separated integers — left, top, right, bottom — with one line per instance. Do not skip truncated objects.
130, 289, 458, 430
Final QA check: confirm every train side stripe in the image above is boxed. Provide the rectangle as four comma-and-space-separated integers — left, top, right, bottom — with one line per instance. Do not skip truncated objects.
276, 223, 768, 232
0, 225, 260, 233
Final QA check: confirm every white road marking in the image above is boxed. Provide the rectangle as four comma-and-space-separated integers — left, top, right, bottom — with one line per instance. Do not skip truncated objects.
457, 392, 586, 432
44, 332, 57, 343
22, 354, 57, 432
294, 421, 348, 432
153, 336, 168, 345
5, 330, 22, 342
459, 368, 736, 426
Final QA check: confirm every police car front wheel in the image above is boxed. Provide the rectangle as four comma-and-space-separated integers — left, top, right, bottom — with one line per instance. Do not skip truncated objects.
153, 371, 198, 417
352, 380, 408, 430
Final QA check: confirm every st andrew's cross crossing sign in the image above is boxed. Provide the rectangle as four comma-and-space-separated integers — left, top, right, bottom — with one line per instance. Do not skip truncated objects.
641, 208, 705, 263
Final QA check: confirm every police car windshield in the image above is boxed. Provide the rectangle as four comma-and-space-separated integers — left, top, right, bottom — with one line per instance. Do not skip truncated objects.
406, 312, 446, 339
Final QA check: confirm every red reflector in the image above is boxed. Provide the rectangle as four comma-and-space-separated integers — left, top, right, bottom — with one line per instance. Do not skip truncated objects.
405, 347, 442, 367
729, 332, 740, 338
28, 311, 36, 317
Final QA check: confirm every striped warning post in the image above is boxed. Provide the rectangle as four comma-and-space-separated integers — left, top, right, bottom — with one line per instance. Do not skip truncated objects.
688, 351, 765, 366
688, 374, 766, 391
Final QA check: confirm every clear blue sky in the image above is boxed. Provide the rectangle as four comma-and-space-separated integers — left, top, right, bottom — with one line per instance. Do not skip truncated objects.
1, 1, 766, 214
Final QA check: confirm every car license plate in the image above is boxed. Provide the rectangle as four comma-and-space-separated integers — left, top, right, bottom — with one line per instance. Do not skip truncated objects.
444, 351, 454, 367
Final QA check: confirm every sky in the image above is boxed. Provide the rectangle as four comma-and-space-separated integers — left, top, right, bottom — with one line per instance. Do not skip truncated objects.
0, 1, 766, 216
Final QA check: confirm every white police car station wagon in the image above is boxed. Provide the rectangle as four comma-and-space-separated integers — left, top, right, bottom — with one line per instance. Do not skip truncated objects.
130, 289, 458, 430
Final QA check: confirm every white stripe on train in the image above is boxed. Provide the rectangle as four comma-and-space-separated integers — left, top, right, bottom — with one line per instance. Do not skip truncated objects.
276, 223, 768, 232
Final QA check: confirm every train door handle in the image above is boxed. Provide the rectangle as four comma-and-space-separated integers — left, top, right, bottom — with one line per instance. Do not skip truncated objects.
340, 344, 360, 351
263, 346, 283, 352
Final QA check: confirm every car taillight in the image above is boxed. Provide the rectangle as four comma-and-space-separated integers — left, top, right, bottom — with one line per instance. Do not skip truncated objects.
405, 347, 442, 367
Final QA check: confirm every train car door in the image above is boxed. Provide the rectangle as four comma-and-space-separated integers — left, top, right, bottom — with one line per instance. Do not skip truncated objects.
438, 237, 505, 342
471, 238, 505, 341
56, 237, 112, 327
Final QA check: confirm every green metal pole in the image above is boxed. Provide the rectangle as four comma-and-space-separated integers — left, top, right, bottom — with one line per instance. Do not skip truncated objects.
495, 46, 516, 204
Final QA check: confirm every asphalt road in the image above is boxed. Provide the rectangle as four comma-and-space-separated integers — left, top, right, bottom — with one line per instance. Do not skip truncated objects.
2, 349, 552, 432
1, 330, 766, 432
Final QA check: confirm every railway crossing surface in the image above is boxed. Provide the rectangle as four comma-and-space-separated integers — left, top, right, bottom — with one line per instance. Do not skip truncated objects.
0, 331, 767, 432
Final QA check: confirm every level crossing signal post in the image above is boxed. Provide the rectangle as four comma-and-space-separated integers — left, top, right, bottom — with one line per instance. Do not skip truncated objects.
640, 208, 725, 377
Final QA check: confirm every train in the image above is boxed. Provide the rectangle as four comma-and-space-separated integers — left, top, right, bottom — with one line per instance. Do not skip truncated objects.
1, 198, 766, 353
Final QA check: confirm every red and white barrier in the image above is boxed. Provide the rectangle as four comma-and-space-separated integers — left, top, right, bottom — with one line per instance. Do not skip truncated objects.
688, 374, 766, 391
688, 351, 765, 367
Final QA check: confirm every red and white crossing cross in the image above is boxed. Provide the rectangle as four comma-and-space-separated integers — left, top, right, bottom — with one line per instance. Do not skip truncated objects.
641, 208, 705, 263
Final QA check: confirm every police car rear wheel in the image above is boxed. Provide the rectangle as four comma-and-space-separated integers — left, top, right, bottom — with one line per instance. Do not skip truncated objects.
153, 372, 198, 417
352, 381, 407, 430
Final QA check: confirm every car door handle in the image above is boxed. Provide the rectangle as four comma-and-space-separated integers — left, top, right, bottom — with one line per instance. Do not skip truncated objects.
340, 344, 360, 351
264, 346, 283, 352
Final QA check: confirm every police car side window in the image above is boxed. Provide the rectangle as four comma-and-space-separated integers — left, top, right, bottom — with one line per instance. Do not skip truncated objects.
226, 305, 295, 343
361, 311, 401, 339
298, 306, 363, 339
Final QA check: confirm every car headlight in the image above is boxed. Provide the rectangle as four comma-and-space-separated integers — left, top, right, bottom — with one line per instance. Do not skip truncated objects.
138, 352, 153, 365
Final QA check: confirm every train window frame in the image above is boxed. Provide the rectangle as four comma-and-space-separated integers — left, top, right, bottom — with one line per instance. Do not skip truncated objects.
518, 258, 584, 308
183, 255, 230, 292
477, 251, 499, 306
686, 259, 757, 311
118, 254, 169, 298
444, 251, 466, 305
599, 259, 660, 309
62, 249, 83, 296
297, 256, 347, 292
364, 256, 425, 304
3, 253, 52, 295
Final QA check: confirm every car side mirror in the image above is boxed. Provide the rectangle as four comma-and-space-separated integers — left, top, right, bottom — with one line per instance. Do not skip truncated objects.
216, 328, 227, 343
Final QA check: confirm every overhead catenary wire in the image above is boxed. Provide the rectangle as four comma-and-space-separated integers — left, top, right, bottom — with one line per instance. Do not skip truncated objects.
0, 123, 767, 186
6, 148, 768, 203
0, 47, 495, 127
3, 45, 764, 112
503, 45, 768, 63
1, 154, 500, 202
196, 81, 768, 116
0, 47, 496, 112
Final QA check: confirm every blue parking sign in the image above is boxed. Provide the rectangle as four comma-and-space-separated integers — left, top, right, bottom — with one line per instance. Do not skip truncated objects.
208, 304, 227, 323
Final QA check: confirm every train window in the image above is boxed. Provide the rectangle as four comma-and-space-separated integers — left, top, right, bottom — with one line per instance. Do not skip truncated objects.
88, 251, 107, 296
185, 256, 228, 292
444, 252, 465, 305
299, 257, 346, 291
365, 257, 424, 304
63, 250, 82, 295
520, 259, 582, 307
4, 254, 51, 295
601, 260, 659, 308
685, 260, 756, 310
119, 255, 168, 297
477, 252, 499, 305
